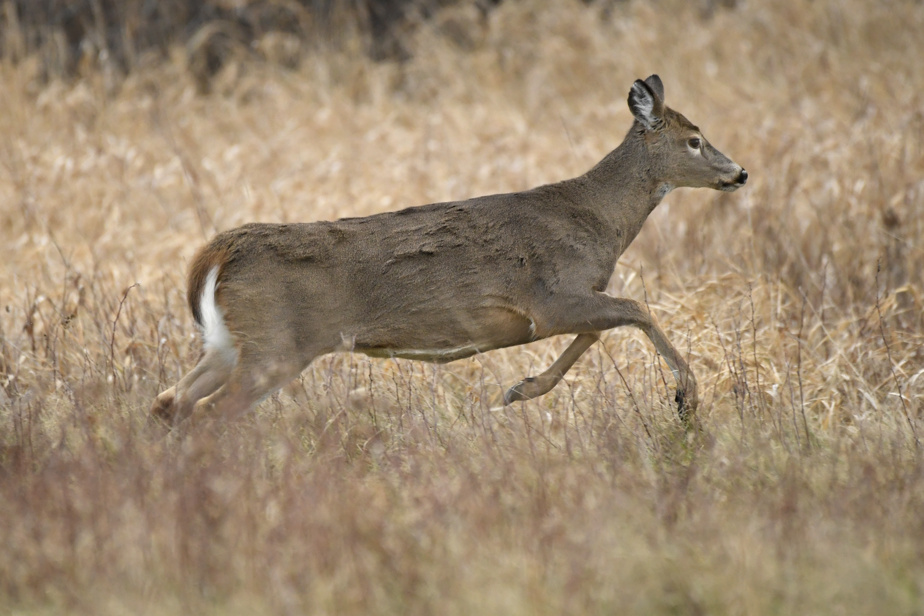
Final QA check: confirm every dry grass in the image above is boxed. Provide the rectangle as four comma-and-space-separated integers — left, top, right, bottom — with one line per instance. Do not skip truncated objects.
2, 0, 924, 613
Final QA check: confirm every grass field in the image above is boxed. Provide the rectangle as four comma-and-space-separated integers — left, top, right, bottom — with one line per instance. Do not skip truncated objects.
2, 0, 923, 613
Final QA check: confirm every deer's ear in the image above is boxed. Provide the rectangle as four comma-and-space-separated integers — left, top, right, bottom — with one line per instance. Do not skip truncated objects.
644, 74, 665, 102
628, 78, 665, 131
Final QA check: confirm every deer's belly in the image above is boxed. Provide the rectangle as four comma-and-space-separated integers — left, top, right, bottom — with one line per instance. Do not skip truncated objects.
348, 306, 538, 363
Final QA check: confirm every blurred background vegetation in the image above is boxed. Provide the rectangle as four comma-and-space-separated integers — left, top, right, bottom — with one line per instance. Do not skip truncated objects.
1, 0, 744, 86
2, 0, 506, 81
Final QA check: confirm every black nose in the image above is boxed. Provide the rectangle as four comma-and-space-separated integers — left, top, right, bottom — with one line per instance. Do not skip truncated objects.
738, 169, 748, 184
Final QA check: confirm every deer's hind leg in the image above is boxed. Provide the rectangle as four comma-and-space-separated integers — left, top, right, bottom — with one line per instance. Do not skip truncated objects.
151, 347, 236, 426
186, 342, 325, 425
504, 333, 600, 404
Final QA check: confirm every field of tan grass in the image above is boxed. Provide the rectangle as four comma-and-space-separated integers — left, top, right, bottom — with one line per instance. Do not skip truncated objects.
2, 0, 923, 613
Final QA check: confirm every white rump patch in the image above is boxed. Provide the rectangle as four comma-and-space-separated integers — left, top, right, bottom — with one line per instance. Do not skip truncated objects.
199, 266, 235, 357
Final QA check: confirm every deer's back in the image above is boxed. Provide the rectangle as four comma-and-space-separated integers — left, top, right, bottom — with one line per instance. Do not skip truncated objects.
207, 186, 616, 357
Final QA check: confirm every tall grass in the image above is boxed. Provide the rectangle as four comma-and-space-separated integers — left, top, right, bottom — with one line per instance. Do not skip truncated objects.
1, 0, 923, 613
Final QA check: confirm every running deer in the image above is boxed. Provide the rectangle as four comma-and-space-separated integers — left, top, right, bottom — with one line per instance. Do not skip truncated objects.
151, 75, 747, 427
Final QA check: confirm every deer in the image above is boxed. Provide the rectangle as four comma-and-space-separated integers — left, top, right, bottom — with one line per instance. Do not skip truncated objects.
151, 74, 747, 428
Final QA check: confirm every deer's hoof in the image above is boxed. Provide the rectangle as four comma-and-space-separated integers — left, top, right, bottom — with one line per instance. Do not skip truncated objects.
675, 389, 687, 418
504, 377, 536, 405
675, 387, 699, 427
150, 390, 177, 425
504, 384, 526, 405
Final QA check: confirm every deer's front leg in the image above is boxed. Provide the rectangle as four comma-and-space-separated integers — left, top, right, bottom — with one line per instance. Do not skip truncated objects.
536, 293, 698, 421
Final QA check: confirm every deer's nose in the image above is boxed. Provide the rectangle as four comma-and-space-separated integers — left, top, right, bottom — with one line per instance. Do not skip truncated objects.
737, 169, 748, 184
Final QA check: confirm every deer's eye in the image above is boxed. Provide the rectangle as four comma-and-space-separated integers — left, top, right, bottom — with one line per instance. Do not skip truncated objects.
687, 137, 702, 149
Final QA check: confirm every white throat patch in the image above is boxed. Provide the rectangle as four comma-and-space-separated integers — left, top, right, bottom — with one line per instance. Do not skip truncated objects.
655, 183, 674, 202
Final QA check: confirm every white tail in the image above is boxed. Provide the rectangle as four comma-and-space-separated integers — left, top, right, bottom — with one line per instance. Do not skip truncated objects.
199, 266, 233, 355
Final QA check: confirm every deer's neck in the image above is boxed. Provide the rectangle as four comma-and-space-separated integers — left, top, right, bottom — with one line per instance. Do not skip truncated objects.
577, 134, 671, 246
